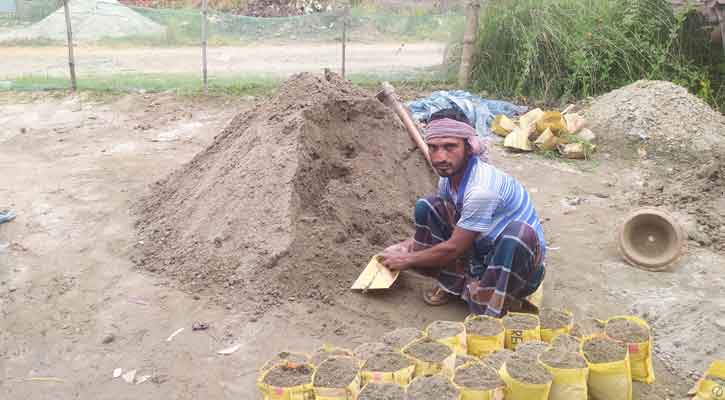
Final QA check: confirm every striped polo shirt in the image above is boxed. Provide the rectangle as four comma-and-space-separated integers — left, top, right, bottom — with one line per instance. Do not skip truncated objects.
439, 158, 546, 261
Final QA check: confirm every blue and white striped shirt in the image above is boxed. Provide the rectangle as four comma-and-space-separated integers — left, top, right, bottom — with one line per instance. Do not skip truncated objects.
439, 158, 546, 261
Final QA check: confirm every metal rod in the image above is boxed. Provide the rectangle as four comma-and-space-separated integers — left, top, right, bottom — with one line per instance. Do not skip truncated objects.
62, 0, 77, 91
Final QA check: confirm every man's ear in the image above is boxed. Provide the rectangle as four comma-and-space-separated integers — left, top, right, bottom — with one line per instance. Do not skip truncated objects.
463, 140, 473, 156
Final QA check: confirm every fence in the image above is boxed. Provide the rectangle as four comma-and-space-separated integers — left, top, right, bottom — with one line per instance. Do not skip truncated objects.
0, 0, 464, 93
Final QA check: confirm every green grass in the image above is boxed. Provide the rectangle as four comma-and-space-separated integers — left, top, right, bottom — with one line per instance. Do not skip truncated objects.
4, 74, 282, 96
1, 69, 454, 96
470, 0, 724, 112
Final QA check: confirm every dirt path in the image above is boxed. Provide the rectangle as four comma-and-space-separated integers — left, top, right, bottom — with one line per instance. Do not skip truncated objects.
0, 91, 720, 399
0, 42, 445, 78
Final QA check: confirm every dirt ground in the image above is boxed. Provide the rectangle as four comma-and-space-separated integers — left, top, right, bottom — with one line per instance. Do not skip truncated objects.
1, 89, 723, 399
0, 42, 445, 79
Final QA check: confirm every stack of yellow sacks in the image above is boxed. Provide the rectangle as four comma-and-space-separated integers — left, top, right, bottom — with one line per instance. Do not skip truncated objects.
492, 108, 596, 159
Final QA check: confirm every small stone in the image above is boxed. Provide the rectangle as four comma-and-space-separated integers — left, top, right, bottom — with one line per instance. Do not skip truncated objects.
8, 287, 16, 292
122, 369, 137, 383
192, 294, 200, 300
102, 333, 115, 344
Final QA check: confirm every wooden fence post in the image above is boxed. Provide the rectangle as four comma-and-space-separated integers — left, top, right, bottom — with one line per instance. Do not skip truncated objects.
458, 0, 480, 88
341, 7, 348, 78
201, 0, 209, 94
62, 0, 77, 91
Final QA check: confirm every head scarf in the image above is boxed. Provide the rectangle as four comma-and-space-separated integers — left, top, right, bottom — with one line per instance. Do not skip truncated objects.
424, 117, 488, 162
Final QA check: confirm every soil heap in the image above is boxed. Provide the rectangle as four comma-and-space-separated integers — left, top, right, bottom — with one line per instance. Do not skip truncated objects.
136, 73, 434, 314
584, 80, 725, 164
585, 80, 725, 251
0, 0, 164, 43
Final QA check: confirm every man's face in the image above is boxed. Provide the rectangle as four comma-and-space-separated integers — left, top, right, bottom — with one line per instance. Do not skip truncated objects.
427, 137, 469, 177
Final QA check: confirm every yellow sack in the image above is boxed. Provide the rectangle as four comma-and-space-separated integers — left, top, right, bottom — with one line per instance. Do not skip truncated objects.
426, 321, 468, 356
499, 362, 552, 400
519, 108, 545, 130
257, 363, 316, 400
526, 280, 544, 308
402, 338, 456, 377
582, 337, 632, 400
261, 352, 312, 372
539, 352, 588, 400
534, 128, 557, 151
312, 357, 362, 400
311, 345, 355, 367
453, 363, 506, 400
503, 312, 541, 350
492, 115, 516, 137
604, 316, 655, 384
313, 377, 361, 400
694, 360, 725, 400
464, 315, 505, 358
536, 111, 566, 135
360, 356, 415, 386
564, 113, 587, 134
540, 309, 573, 343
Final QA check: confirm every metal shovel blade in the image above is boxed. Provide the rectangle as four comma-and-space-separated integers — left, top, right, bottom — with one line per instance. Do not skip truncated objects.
351, 256, 399, 290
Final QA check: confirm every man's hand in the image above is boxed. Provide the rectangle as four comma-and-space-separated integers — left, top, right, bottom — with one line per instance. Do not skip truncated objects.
379, 250, 414, 271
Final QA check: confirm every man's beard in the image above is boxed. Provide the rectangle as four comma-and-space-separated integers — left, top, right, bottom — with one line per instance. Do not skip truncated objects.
433, 161, 465, 177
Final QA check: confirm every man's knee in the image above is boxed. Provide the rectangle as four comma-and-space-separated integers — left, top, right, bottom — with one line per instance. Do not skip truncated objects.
414, 195, 443, 225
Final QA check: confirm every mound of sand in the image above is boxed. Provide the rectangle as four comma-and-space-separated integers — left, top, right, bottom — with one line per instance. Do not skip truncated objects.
135, 73, 434, 314
584, 80, 725, 163
0, 0, 164, 43
586, 80, 725, 251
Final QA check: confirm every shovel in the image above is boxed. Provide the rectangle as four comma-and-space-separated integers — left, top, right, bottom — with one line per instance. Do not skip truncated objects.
350, 256, 400, 291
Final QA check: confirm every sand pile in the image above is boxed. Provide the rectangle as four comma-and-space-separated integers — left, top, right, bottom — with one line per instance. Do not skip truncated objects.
585, 80, 725, 250
0, 0, 164, 43
136, 73, 434, 314
584, 80, 725, 163
639, 154, 725, 250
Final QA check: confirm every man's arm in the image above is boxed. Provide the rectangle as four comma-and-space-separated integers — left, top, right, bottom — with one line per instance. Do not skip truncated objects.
379, 227, 478, 271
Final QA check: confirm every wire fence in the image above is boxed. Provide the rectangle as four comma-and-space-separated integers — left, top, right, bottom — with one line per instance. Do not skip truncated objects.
0, 0, 464, 92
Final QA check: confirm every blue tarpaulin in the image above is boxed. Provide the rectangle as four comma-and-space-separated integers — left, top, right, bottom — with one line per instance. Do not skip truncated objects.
407, 90, 528, 138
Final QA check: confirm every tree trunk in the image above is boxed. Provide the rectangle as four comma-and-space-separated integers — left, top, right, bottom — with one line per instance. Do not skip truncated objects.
458, 0, 480, 88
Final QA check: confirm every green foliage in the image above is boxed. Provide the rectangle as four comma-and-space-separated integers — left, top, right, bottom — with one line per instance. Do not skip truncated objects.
471, 0, 724, 111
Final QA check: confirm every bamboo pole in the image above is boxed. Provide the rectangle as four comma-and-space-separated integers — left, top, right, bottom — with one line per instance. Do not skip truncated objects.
341, 7, 348, 78
62, 0, 77, 91
458, 0, 480, 88
376, 82, 433, 170
201, 0, 209, 94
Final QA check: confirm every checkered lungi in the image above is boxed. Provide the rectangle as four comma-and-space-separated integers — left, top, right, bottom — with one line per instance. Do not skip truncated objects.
413, 195, 545, 317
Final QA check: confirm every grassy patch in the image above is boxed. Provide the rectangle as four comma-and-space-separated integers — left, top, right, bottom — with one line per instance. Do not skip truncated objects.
471, 0, 724, 111
4, 74, 281, 96
2, 69, 454, 97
